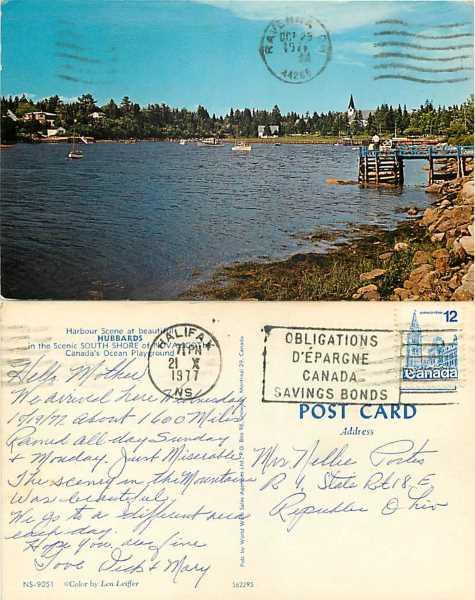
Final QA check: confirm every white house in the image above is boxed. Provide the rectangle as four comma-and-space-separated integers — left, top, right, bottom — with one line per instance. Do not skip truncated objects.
90, 111, 105, 120
46, 127, 66, 137
23, 111, 57, 126
258, 125, 280, 138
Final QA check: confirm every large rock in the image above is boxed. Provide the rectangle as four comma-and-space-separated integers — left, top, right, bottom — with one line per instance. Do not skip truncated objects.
451, 287, 473, 300
462, 263, 474, 290
359, 268, 386, 282
379, 251, 394, 261
461, 179, 474, 203
403, 264, 433, 293
413, 250, 431, 265
435, 257, 449, 273
326, 178, 358, 185
432, 248, 449, 259
431, 206, 472, 233
418, 271, 438, 292
432, 248, 450, 272
393, 287, 411, 300
394, 241, 409, 252
409, 264, 433, 282
431, 232, 445, 243
448, 274, 461, 290
421, 207, 442, 226
352, 284, 380, 301
451, 264, 474, 300
459, 236, 474, 256
452, 238, 467, 260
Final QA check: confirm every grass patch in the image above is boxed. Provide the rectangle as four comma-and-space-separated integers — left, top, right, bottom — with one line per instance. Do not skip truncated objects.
183, 222, 445, 301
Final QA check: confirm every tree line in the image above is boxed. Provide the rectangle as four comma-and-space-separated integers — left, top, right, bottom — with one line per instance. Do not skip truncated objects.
1, 93, 473, 144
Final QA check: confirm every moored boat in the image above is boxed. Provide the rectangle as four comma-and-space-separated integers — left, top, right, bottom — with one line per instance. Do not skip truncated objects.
197, 137, 225, 147
67, 121, 83, 159
232, 141, 252, 152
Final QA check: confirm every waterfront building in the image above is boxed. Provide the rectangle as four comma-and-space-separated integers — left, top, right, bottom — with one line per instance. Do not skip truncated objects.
257, 125, 280, 138
46, 127, 66, 137
23, 111, 57, 126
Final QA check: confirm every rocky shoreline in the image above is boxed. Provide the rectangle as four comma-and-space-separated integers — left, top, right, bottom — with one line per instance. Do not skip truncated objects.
184, 166, 474, 302
354, 173, 474, 301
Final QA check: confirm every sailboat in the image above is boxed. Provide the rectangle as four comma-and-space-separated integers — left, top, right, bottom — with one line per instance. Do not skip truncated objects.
68, 120, 83, 159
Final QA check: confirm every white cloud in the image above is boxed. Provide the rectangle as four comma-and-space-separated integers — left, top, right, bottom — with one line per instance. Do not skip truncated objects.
3, 91, 37, 99
58, 95, 79, 102
193, 0, 405, 33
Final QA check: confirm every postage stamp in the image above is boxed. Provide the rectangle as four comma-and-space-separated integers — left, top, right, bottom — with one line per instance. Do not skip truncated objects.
148, 323, 222, 399
399, 309, 460, 397
259, 16, 332, 84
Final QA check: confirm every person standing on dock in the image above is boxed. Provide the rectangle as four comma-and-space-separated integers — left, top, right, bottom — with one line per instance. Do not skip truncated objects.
368, 134, 380, 152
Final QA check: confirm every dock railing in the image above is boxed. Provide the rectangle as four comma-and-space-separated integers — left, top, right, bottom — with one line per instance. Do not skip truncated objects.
359, 145, 474, 159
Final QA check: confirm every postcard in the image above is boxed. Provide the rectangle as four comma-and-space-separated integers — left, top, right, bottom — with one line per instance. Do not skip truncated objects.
1, 0, 474, 598
1, 0, 473, 302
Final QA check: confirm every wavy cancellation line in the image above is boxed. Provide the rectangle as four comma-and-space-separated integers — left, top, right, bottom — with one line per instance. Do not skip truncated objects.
374, 63, 472, 74
375, 51, 472, 62
374, 74, 471, 84
375, 30, 473, 40
374, 41, 473, 51
375, 19, 469, 29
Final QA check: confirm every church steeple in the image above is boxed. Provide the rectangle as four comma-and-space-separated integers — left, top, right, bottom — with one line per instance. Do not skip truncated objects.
347, 95, 356, 122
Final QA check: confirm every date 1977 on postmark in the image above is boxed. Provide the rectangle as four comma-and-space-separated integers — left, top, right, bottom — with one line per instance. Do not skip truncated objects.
148, 323, 222, 400
259, 16, 332, 84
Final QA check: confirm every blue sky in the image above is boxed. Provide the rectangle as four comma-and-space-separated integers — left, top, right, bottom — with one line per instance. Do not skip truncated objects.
1, 0, 473, 114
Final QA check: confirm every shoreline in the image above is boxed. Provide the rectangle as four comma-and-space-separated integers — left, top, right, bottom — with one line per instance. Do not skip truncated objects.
183, 170, 474, 302
2, 134, 368, 148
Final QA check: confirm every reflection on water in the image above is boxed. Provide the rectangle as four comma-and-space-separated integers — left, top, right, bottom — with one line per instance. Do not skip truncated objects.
1, 142, 428, 299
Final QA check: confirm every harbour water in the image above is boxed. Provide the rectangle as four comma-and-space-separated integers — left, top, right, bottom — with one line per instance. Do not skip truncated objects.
1, 142, 429, 299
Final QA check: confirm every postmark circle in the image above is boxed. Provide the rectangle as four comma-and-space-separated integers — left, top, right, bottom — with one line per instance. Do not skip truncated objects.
148, 323, 222, 399
259, 16, 332, 84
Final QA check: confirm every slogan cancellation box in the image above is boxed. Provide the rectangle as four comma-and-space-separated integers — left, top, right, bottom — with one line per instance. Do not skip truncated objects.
262, 325, 400, 405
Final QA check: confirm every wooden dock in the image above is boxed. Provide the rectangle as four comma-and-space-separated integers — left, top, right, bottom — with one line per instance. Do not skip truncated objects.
358, 145, 474, 185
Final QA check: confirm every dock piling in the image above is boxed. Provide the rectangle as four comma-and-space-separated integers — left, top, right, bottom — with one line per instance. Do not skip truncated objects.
358, 144, 473, 186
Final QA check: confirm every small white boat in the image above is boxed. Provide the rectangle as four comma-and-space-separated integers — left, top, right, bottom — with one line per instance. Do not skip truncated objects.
179, 139, 187, 145
197, 137, 225, 147
232, 141, 252, 152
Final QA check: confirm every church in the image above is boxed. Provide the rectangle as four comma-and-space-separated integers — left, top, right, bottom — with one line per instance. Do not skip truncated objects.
346, 95, 372, 126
